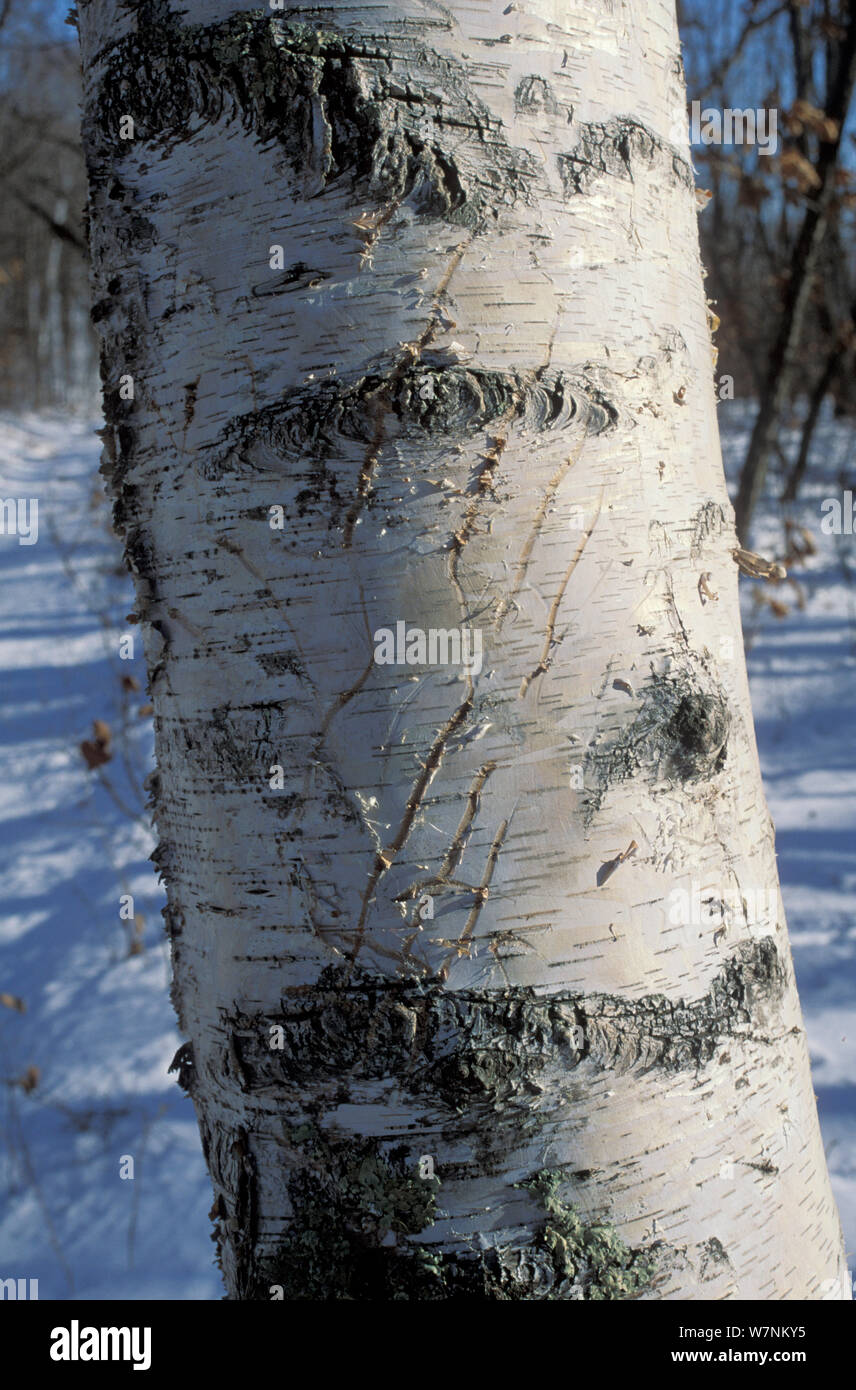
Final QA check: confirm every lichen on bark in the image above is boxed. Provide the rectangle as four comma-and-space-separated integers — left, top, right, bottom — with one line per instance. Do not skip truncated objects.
253, 1150, 656, 1300
512, 1170, 657, 1300
253, 1125, 441, 1300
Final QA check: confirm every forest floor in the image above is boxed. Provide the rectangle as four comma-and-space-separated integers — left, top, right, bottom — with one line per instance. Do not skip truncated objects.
0, 402, 853, 1298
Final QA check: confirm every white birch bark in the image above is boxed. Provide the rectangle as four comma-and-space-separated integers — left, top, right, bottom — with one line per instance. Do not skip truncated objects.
76, 0, 847, 1299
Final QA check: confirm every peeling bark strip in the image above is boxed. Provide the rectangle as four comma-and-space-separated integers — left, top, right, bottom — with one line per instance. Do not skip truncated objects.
77, 0, 847, 1301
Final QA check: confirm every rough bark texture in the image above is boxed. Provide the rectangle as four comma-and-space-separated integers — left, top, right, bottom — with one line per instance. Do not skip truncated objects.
77, 0, 847, 1299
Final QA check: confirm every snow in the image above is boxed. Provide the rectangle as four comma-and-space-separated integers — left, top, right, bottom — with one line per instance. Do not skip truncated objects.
0, 404, 853, 1298
721, 399, 856, 1288
0, 414, 220, 1300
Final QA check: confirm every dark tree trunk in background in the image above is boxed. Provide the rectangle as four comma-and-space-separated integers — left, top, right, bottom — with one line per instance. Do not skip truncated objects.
734, 11, 856, 543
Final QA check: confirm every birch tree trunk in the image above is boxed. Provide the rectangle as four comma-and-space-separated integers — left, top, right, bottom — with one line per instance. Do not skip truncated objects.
77, 0, 847, 1300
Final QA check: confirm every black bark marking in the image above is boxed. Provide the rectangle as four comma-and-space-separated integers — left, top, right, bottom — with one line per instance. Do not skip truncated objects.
665, 691, 730, 781
584, 663, 731, 821
514, 75, 561, 117
223, 937, 785, 1109
690, 500, 729, 559
85, 14, 539, 231
698, 1235, 731, 1281
558, 117, 693, 197
248, 1128, 440, 1301
168, 1040, 195, 1094
209, 366, 618, 492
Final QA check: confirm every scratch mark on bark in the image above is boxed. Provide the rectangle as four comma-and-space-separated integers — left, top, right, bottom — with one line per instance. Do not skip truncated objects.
347, 689, 475, 965
495, 447, 582, 629
441, 760, 498, 878
394, 759, 498, 910
519, 498, 602, 696
448, 433, 506, 613
320, 657, 375, 743
438, 813, 510, 980
394, 758, 500, 966
342, 389, 391, 548
342, 239, 472, 548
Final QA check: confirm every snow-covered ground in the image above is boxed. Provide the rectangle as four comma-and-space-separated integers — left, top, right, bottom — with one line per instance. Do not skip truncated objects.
0, 404, 853, 1299
721, 399, 856, 1292
0, 414, 219, 1299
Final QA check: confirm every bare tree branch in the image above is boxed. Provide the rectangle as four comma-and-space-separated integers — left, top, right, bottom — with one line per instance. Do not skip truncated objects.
696, 1, 791, 101
8, 188, 86, 252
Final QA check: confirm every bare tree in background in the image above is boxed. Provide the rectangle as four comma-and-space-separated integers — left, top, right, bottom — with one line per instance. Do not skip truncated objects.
734, 2, 856, 540
0, 4, 98, 408
679, 0, 856, 536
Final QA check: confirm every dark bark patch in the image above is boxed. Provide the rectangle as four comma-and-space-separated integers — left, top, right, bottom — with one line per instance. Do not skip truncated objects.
250, 1127, 440, 1300
255, 650, 308, 678
205, 1123, 259, 1297
584, 662, 730, 821
86, 14, 538, 230
698, 1235, 731, 1281
167, 1040, 195, 1094
558, 116, 693, 196
224, 937, 784, 1110
250, 1153, 656, 1301
665, 691, 730, 781
171, 700, 311, 784
228, 974, 582, 1105
514, 75, 560, 117
208, 366, 617, 485
95, 297, 149, 494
